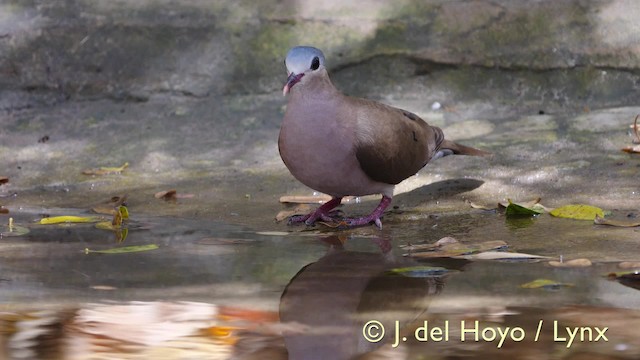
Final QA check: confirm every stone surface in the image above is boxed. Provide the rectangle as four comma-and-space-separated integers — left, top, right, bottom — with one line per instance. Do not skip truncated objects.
1, 0, 640, 231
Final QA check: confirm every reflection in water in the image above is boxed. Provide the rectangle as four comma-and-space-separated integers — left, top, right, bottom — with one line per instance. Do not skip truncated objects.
2, 233, 640, 359
279, 236, 445, 360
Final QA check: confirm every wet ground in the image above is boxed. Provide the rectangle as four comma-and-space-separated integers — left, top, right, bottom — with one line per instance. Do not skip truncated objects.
2, 65, 640, 359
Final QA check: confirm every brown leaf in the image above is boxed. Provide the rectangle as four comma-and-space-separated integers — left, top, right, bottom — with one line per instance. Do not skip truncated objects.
91, 285, 117, 291
92, 195, 128, 215
275, 204, 312, 222
465, 200, 496, 211
622, 145, 640, 153
458, 251, 550, 261
400, 236, 459, 251
594, 214, 640, 227
155, 189, 177, 201
196, 237, 256, 245
631, 114, 640, 144
548, 258, 592, 267
407, 240, 508, 259
0, 177, 8, 185
279, 194, 332, 204
619, 261, 640, 269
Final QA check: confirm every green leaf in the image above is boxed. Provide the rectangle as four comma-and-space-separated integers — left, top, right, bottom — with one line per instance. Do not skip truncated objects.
388, 266, 455, 277
550, 204, 604, 220
520, 278, 574, 289
118, 205, 129, 220
85, 244, 158, 254
505, 199, 543, 217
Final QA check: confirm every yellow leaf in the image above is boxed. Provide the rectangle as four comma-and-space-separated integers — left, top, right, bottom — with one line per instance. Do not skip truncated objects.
549, 204, 604, 220
82, 162, 129, 175
85, 244, 158, 254
40, 215, 101, 224
520, 279, 574, 289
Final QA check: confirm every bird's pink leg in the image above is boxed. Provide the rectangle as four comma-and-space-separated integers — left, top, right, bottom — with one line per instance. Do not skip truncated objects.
343, 195, 392, 229
288, 197, 343, 226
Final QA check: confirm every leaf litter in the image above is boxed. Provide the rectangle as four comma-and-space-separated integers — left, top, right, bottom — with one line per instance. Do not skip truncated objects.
82, 162, 129, 176
402, 236, 509, 259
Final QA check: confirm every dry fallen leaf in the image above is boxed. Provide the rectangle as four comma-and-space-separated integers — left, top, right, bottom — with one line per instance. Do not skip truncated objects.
456, 251, 550, 261
594, 215, 640, 227
275, 204, 312, 222
91, 285, 118, 291
279, 194, 333, 204
0, 177, 8, 185
82, 162, 129, 176
622, 145, 640, 153
154, 190, 194, 201
92, 195, 128, 215
155, 189, 177, 201
400, 236, 458, 251
196, 237, 256, 245
619, 262, 640, 269
407, 240, 508, 259
548, 258, 592, 267
631, 114, 640, 144
465, 200, 496, 211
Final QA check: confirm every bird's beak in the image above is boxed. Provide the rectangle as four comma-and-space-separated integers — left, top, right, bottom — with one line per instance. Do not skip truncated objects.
283, 72, 304, 96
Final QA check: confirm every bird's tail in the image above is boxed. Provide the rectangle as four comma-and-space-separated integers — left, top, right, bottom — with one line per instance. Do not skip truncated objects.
433, 140, 491, 160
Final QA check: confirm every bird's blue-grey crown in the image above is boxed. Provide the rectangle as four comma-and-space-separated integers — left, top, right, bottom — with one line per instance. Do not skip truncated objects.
284, 46, 326, 75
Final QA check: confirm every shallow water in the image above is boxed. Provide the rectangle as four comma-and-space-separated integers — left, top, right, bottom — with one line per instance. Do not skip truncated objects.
1, 203, 639, 359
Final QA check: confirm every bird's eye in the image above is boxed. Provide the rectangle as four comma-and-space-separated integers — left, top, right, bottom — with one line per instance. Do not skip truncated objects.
310, 56, 320, 70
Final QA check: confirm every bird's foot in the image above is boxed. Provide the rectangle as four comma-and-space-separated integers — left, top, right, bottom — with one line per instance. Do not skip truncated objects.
287, 197, 343, 226
287, 209, 344, 226
341, 215, 384, 230
287, 195, 392, 230
334, 195, 393, 230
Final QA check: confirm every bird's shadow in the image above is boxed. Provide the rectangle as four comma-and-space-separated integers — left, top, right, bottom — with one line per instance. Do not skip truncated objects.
392, 178, 485, 208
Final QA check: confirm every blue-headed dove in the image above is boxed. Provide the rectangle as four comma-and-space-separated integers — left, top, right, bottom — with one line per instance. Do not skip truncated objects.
279, 46, 488, 229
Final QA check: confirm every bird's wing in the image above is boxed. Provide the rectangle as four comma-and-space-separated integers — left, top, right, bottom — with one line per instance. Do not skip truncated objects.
348, 97, 445, 185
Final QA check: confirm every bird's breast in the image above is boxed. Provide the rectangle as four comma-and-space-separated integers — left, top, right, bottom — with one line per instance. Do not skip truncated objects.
278, 100, 391, 197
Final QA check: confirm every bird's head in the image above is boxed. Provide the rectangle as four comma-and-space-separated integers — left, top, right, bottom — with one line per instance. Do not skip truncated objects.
282, 46, 326, 96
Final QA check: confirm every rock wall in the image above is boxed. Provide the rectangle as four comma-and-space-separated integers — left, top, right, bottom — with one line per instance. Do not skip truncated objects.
1, 0, 639, 107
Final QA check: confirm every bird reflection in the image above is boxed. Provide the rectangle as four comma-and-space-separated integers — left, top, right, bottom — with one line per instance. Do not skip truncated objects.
277, 235, 447, 360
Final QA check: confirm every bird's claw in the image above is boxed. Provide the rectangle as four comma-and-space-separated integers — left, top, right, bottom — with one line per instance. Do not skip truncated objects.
341, 216, 383, 229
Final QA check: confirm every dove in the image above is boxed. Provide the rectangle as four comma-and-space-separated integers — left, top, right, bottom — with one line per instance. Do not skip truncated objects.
279, 46, 489, 229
